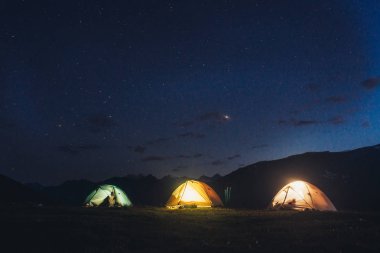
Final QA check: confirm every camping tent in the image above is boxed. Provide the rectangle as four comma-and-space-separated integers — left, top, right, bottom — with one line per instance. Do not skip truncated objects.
166, 180, 223, 208
270, 180, 336, 211
84, 184, 132, 207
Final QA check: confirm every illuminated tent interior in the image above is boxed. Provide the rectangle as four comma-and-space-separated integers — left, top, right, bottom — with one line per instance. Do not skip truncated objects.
166, 180, 223, 208
270, 180, 336, 211
84, 184, 132, 207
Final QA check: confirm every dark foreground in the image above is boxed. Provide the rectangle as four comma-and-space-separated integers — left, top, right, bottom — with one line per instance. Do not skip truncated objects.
0, 207, 379, 253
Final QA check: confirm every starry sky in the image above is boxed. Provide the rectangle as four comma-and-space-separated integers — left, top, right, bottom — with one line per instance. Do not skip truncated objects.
1, 0, 379, 185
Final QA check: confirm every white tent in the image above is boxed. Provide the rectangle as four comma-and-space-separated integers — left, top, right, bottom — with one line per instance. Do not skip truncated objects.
84, 185, 132, 207
270, 180, 336, 211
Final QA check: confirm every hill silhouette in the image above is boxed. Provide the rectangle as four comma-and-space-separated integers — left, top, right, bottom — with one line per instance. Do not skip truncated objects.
0, 174, 51, 206
217, 144, 380, 210
1, 144, 380, 210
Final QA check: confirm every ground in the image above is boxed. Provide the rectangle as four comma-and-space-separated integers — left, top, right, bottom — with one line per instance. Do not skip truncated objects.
0, 207, 379, 252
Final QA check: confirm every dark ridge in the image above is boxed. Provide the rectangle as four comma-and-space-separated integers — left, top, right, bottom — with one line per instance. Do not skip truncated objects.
2, 144, 380, 210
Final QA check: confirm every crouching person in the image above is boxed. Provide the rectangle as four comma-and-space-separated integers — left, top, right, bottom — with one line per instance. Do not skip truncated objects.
108, 191, 116, 207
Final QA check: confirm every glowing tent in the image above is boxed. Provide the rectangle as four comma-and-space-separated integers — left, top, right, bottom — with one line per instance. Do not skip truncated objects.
270, 180, 336, 211
166, 180, 223, 208
84, 184, 132, 207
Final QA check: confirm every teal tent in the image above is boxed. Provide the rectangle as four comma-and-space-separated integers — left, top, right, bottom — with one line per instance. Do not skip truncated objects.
84, 184, 132, 207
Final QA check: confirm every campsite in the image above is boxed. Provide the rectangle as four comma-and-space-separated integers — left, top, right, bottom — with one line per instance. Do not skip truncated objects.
1, 207, 380, 252
2, 146, 380, 252
2, 0, 380, 252
1, 145, 380, 252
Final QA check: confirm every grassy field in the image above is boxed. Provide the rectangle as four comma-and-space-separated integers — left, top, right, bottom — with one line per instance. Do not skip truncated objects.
0, 207, 379, 252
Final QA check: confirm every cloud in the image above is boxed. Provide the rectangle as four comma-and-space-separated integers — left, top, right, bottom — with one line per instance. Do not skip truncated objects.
57, 146, 78, 155
176, 112, 231, 128
145, 137, 171, 145
85, 114, 117, 132
141, 156, 170, 162
361, 78, 380, 90
251, 144, 268, 150
177, 154, 192, 159
362, 121, 370, 128
77, 144, 101, 150
176, 153, 204, 159
57, 144, 101, 155
141, 153, 203, 162
289, 110, 300, 115
325, 96, 347, 104
197, 112, 230, 123
0, 117, 15, 130
133, 145, 146, 154
87, 114, 116, 127
173, 165, 188, 172
278, 119, 320, 127
211, 160, 225, 166
279, 116, 349, 127
0, 122, 15, 131
328, 116, 345, 125
227, 154, 241, 160
293, 120, 319, 126
305, 83, 320, 92
175, 121, 195, 128
177, 132, 206, 139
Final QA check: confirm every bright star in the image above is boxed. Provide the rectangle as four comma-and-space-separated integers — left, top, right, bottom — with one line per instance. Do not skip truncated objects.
223, 114, 231, 120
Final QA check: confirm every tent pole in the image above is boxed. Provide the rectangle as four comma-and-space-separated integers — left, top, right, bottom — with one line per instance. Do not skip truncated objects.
304, 184, 314, 208
291, 185, 313, 209
282, 186, 290, 205
178, 181, 188, 205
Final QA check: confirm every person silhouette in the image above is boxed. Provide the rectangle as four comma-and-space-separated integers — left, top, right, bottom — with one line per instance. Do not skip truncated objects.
108, 191, 116, 207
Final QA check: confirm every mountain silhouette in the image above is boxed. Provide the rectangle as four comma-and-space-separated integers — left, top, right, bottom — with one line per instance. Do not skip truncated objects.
1, 144, 380, 210
0, 174, 51, 206
217, 144, 380, 210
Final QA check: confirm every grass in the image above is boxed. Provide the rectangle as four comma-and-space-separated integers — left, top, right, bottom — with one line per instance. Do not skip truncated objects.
0, 207, 379, 252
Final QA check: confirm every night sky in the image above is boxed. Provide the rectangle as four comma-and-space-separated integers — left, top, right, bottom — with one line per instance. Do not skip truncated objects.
1, 0, 379, 185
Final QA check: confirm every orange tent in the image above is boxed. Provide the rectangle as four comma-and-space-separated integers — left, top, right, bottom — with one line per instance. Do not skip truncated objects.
166, 180, 223, 208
